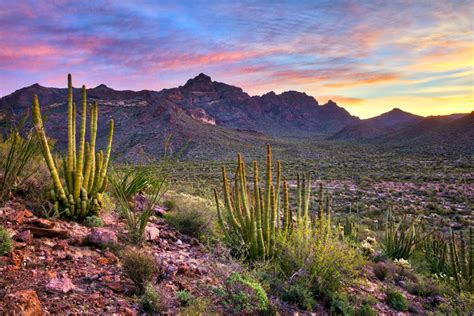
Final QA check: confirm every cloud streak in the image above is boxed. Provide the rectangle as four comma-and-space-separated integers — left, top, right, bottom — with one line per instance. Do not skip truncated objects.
0, 0, 472, 118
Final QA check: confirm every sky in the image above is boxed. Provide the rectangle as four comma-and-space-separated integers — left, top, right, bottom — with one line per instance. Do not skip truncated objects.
0, 0, 473, 118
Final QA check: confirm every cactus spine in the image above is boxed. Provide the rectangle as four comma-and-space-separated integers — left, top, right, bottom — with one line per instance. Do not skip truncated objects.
32, 74, 114, 219
215, 144, 332, 262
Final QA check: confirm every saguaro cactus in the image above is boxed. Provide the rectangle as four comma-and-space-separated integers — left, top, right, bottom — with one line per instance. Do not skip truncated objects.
32, 74, 114, 219
215, 144, 331, 261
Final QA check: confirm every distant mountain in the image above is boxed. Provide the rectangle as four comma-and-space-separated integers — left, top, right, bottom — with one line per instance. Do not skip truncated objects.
330, 109, 474, 154
0, 73, 359, 160
329, 108, 423, 141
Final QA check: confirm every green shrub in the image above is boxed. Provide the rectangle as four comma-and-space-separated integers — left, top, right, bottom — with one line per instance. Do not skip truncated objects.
386, 288, 408, 311
165, 194, 212, 238
217, 272, 268, 313
141, 284, 163, 313
0, 226, 13, 255
177, 290, 195, 307
405, 278, 439, 297
356, 303, 377, 316
329, 292, 353, 315
83, 215, 104, 227
274, 223, 364, 297
121, 249, 157, 292
282, 282, 317, 310
178, 297, 212, 315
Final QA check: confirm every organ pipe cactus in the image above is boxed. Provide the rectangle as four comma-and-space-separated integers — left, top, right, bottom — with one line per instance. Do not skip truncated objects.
32, 74, 114, 219
214, 144, 331, 261
449, 227, 473, 292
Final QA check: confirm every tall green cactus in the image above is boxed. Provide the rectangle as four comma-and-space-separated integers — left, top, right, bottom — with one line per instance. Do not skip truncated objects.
32, 74, 114, 219
448, 227, 473, 292
214, 144, 331, 261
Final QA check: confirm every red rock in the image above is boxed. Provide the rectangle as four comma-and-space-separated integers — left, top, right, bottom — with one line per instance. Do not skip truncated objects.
153, 206, 166, 217
145, 225, 160, 241
27, 227, 69, 239
13, 230, 33, 244
122, 307, 137, 316
52, 240, 68, 250
4, 290, 43, 316
87, 228, 118, 247
11, 209, 34, 224
25, 218, 55, 228
45, 273, 76, 293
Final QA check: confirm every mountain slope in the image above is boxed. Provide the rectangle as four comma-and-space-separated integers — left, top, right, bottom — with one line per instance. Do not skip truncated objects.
329, 108, 422, 141
0, 74, 359, 160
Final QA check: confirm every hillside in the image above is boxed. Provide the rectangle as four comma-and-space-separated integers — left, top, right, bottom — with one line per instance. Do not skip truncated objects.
330, 109, 473, 154
0, 74, 359, 160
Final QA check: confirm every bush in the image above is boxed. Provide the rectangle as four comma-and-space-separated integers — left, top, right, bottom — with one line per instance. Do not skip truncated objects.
121, 249, 157, 292
177, 290, 195, 307
83, 215, 104, 227
386, 288, 408, 311
329, 292, 353, 315
165, 193, 213, 239
274, 223, 364, 298
216, 272, 268, 313
282, 282, 317, 310
373, 262, 391, 281
357, 303, 377, 316
141, 284, 163, 313
0, 226, 13, 255
405, 278, 439, 297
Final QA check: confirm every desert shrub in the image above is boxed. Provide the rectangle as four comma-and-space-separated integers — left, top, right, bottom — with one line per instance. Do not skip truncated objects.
141, 284, 163, 313
216, 272, 268, 313
176, 290, 195, 307
274, 223, 364, 298
405, 278, 440, 297
163, 199, 177, 211
0, 226, 13, 255
282, 282, 317, 310
356, 303, 377, 316
373, 262, 391, 281
165, 195, 213, 239
386, 288, 408, 311
178, 297, 213, 315
83, 215, 104, 227
121, 249, 157, 292
0, 129, 42, 204
329, 292, 353, 315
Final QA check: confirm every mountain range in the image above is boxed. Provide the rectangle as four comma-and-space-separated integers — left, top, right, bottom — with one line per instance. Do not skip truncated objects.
0, 74, 472, 159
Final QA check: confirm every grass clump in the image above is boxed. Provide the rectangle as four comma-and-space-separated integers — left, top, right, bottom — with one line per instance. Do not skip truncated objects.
0, 226, 13, 255
215, 272, 268, 313
386, 288, 408, 311
373, 262, 391, 281
165, 193, 213, 239
121, 249, 157, 292
141, 284, 163, 313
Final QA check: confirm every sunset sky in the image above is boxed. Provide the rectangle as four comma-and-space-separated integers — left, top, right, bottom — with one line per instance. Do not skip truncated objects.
1, 0, 472, 118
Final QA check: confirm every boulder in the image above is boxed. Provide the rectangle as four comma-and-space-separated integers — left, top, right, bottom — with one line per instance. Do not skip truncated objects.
87, 228, 118, 247
27, 227, 69, 239
4, 290, 43, 315
45, 273, 76, 293
145, 225, 160, 242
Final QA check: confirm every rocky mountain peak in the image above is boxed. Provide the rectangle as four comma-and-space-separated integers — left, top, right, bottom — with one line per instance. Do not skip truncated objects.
183, 73, 214, 93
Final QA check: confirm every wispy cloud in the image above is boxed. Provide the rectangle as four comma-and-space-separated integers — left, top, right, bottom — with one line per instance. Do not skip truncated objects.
0, 0, 472, 118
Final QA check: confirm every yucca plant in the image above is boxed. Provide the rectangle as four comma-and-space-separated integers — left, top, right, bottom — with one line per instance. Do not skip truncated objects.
214, 144, 329, 261
32, 74, 113, 218
0, 129, 41, 203
381, 216, 420, 260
